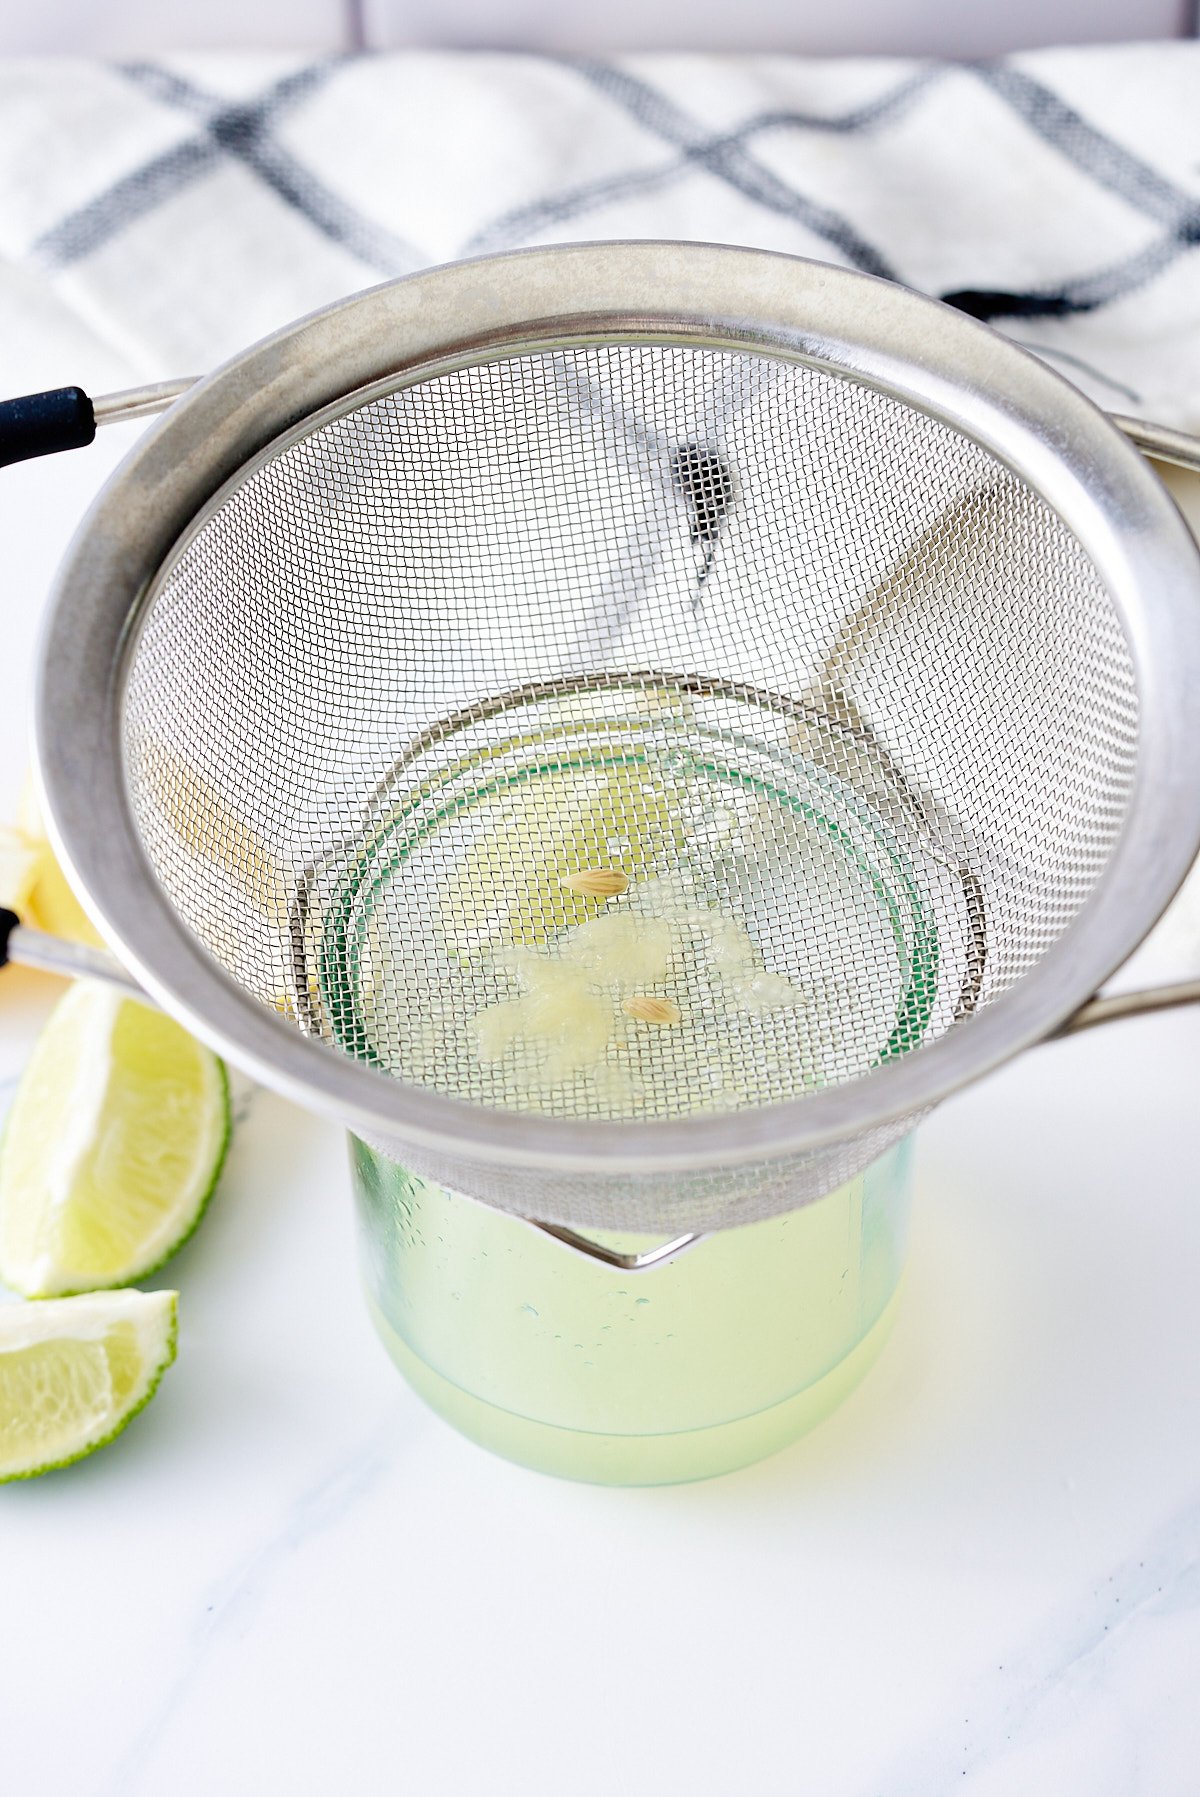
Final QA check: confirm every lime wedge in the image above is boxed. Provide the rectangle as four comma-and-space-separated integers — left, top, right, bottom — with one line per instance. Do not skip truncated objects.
0, 1289, 177, 1482
0, 984, 230, 1297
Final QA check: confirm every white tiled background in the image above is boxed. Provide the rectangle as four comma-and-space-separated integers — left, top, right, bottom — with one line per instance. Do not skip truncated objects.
0, 0, 1193, 57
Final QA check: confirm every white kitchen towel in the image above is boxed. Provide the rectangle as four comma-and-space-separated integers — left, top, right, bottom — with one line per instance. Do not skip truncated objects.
0, 42, 1196, 423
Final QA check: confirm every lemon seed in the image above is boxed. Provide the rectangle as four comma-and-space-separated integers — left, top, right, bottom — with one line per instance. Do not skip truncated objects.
559, 868, 629, 898
622, 995, 682, 1025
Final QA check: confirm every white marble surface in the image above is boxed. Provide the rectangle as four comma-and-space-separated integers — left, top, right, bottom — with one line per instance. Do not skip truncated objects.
1, 427, 1199, 1797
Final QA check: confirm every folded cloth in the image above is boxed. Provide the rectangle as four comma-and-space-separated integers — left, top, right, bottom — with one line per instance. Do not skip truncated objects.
0, 43, 1196, 425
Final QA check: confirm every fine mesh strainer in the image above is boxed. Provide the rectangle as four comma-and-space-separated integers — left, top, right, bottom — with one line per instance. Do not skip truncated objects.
7, 242, 1200, 1241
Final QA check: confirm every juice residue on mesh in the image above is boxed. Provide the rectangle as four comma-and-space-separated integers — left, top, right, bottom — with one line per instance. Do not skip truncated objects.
466, 872, 805, 1102
434, 758, 808, 1110
438, 763, 685, 954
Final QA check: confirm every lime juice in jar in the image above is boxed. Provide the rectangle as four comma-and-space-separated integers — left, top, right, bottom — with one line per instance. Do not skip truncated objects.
353, 1137, 912, 1485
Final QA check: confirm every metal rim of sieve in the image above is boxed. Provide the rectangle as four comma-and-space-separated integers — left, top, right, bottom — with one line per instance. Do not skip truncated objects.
33, 241, 1200, 1182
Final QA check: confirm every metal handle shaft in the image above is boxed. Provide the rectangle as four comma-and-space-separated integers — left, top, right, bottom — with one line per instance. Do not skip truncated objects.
14, 382, 1200, 469
1110, 415, 1200, 476
87, 386, 1196, 465
1055, 978, 1200, 1037
1, 915, 145, 1000
92, 378, 198, 425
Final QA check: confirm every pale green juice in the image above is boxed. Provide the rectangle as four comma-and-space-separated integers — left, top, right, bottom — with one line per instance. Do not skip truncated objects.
353, 1137, 912, 1484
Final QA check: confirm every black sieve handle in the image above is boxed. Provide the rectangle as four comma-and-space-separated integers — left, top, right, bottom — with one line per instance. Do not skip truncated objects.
0, 386, 96, 468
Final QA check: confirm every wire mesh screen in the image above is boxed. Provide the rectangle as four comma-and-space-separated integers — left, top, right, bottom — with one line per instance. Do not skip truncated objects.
120, 343, 1138, 1229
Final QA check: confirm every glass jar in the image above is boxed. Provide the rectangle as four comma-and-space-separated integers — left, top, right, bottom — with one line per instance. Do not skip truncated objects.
353, 1136, 913, 1485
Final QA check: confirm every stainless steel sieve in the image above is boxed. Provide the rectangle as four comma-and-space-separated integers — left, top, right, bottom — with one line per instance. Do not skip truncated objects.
9, 242, 1200, 1239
